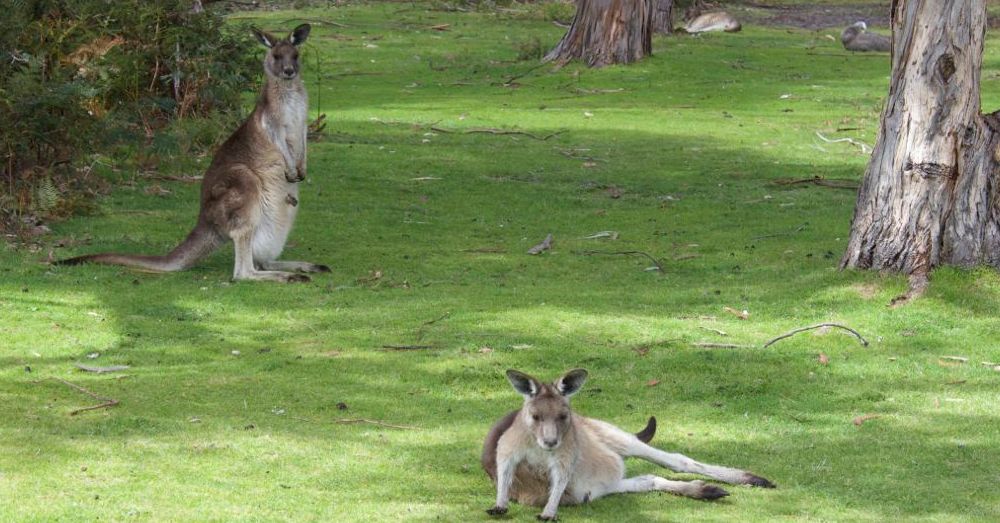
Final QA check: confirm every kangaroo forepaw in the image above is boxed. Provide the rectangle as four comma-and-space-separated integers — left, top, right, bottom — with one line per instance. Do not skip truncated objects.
742, 473, 776, 489
486, 506, 508, 516
285, 169, 305, 183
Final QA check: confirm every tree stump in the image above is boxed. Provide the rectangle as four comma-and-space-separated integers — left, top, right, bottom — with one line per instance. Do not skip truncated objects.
545, 0, 653, 67
652, 0, 674, 34
841, 0, 1000, 288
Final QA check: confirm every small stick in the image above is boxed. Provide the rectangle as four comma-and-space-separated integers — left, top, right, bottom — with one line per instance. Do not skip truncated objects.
771, 177, 857, 189
692, 342, 753, 349
815, 131, 871, 154
415, 312, 450, 342
752, 223, 808, 241
940, 356, 968, 363
421, 312, 450, 327
70, 400, 120, 416
575, 250, 665, 272
381, 345, 435, 351
74, 363, 130, 373
498, 61, 549, 86
763, 323, 869, 348
334, 418, 421, 430
430, 126, 566, 141
51, 378, 120, 416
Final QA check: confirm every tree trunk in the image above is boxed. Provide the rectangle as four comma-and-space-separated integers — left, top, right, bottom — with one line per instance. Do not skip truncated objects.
840, 1, 1000, 286
545, 0, 653, 67
652, 0, 674, 34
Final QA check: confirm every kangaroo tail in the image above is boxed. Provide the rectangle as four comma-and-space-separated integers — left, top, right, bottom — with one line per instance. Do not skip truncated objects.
635, 416, 657, 443
55, 224, 223, 272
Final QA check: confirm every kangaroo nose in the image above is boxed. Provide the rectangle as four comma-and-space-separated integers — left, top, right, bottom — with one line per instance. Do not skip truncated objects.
543, 439, 558, 449
283, 67, 295, 76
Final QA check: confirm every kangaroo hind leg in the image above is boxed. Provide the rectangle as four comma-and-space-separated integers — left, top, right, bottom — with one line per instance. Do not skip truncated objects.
626, 439, 774, 488
233, 232, 310, 282
588, 475, 728, 502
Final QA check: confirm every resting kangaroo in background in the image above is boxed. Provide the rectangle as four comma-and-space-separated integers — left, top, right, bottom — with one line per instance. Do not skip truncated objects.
840, 21, 890, 53
683, 11, 742, 33
57, 24, 329, 283
483, 369, 774, 521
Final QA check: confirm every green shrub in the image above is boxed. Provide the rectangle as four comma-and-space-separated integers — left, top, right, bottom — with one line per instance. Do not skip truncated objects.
0, 0, 257, 235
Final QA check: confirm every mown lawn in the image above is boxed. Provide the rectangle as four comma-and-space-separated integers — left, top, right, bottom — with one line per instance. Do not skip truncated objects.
2, 2, 999, 521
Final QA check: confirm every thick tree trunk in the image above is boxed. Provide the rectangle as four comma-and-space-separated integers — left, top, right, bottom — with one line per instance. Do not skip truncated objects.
545, 0, 653, 67
840, 1, 1000, 282
652, 0, 674, 34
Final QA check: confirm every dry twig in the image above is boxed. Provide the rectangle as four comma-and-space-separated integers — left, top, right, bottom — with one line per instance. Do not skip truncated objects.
574, 250, 665, 272
763, 323, 869, 348
74, 363, 130, 373
815, 131, 871, 154
772, 176, 858, 190
692, 342, 753, 349
430, 126, 566, 141
381, 345, 435, 351
50, 377, 120, 415
334, 418, 421, 430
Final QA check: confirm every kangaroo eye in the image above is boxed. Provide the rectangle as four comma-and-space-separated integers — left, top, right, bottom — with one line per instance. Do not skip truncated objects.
531, 414, 540, 421
558, 414, 568, 421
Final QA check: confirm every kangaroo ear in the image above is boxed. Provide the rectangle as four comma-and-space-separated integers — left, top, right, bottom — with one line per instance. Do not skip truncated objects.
290, 24, 311, 46
555, 369, 588, 397
506, 369, 540, 398
252, 27, 274, 48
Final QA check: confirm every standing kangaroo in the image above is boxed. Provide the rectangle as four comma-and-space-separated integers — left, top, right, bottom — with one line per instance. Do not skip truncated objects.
57, 24, 329, 283
483, 369, 774, 521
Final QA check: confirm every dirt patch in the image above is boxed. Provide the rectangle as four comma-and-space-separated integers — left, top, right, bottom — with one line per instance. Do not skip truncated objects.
731, 2, 891, 31
849, 282, 880, 300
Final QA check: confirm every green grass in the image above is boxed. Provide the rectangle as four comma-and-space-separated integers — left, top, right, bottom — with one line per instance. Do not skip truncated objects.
3, 2, 1000, 521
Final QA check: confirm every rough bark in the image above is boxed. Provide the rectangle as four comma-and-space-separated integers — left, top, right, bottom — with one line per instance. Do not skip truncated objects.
841, 1, 1000, 280
545, 0, 653, 68
652, 0, 674, 34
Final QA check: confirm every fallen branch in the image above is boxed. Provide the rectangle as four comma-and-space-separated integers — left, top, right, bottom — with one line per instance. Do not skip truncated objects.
751, 223, 808, 241
815, 131, 871, 154
763, 323, 869, 348
415, 312, 450, 341
381, 344, 435, 351
573, 87, 626, 95
334, 418, 421, 430
497, 61, 550, 86
528, 234, 554, 255
430, 126, 566, 141
692, 342, 753, 349
421, 312, 450, 327
772, 176, 858, 190
574, 250, 665, 272
51, 377, 120, 416
74, 363, 130, 373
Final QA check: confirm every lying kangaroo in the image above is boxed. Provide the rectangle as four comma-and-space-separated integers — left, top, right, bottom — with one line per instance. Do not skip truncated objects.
483, 369, 774, 520
840, 21, 890, 53
57, 24, 329, 283
683, 11, 742, 33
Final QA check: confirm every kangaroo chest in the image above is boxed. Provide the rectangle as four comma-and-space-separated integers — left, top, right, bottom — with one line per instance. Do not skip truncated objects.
268, 88, 307, 161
